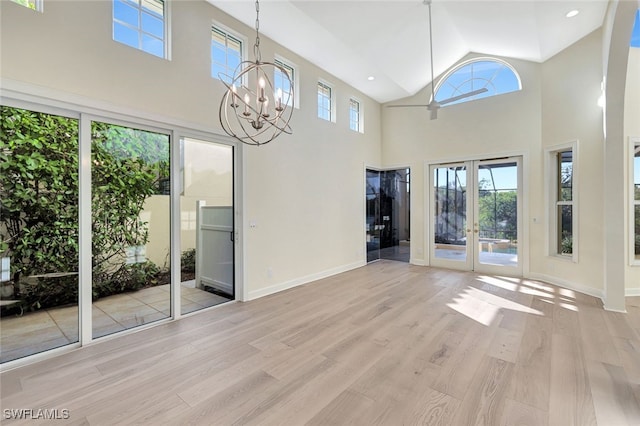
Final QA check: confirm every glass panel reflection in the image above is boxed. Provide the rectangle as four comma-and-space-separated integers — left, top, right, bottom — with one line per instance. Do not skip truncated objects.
366, 169, 381, 262
433, 166, 467, 261
91, 122, 171, 339
635, 205, 640, 259
1, 106, 79, 363
180, 138, 233, 315
477, 162, 518, 267
558, 205, 573, 255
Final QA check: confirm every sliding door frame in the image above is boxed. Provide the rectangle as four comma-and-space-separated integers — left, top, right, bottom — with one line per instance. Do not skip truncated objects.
0, 86, 244, 369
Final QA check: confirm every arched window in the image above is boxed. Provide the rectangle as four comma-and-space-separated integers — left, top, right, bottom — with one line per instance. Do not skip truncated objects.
434, 58, 522, 107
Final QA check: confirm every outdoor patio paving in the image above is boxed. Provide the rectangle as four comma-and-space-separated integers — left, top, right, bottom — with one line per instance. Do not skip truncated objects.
435, 249, 518, 268
0, 283, 231, 363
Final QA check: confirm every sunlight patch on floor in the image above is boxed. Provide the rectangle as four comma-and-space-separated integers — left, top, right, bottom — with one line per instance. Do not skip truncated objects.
447, 286, 542, 326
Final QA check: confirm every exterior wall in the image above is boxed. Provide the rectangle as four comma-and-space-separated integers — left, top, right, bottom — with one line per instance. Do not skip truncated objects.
0, 0, 382, 300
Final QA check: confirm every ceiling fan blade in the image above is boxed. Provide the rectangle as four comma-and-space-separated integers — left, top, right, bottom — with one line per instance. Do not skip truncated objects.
438, 88, 488, 105
386, 104, 430, 108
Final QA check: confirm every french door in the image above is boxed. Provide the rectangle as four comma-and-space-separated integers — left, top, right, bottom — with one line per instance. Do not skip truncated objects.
430, 157, 522, 275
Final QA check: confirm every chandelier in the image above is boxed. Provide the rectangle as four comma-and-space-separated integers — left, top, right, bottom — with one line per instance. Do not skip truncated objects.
218, 0, 294, 146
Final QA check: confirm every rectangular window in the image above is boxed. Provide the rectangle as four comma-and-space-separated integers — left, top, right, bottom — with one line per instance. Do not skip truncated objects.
349, 98, 361, 132
10, 0, 41, 11
317, 81, 332, 121
113, 0, 166, 59
550, 147, 575, 257
633, 141, 640, 262
211, 26, 243, 84
274, 58, 295, 107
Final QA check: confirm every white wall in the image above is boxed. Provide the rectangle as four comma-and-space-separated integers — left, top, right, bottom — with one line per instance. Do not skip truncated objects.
539, 30, 606, 297
382, 26, 638, 301
0, 0, 382, 299
1, 0, 635, 304
382, 54, 542, 269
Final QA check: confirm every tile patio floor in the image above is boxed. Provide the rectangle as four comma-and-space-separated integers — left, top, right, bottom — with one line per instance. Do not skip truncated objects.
0, 283, 231, 364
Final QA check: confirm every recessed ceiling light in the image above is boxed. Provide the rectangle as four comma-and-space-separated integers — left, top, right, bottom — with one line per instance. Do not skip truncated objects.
566, 10, 579, 18
367, 76, 375, 81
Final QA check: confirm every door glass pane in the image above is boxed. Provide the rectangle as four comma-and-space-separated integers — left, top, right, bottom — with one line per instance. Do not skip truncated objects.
379, 169, 410, 262
477, 162, 518, 267
1, 106, 79, 363
366, 169, 381, 262
180, 138, 233, 315
91, 122, 171, 339
433, 166, 467, 261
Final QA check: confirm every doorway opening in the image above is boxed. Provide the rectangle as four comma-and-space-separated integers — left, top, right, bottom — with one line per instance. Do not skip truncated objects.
179, 138, 234, 315
366, 168, 410, 263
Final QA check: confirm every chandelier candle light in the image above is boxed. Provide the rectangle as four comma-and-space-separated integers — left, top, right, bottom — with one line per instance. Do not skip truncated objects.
219, 0, 294, 146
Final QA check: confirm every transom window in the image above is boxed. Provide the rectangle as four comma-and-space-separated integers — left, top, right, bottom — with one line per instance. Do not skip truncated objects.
274, 58, 295, 107
434, 58, 521, 107
113, 0, 166, 59
211, 26, 243, 84
349, 98, 361, 132
317, 82, 333, 122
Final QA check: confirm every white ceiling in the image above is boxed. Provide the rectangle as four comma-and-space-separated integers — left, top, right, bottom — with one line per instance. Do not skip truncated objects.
210, 0, 609, 103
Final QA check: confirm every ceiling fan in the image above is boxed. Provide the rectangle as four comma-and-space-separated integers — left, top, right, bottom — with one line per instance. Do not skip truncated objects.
387, 0, 488, 120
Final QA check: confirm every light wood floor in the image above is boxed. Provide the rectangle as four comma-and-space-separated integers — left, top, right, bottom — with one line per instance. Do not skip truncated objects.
1, 261, 639, 425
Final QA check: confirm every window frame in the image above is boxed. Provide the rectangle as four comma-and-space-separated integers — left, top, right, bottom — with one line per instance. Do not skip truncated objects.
274, 56, 298, 109
349, 97, 363, 133
432, 57, 522, 107
317, 80, 335, 123
112, 0, 170, 59
211, 22, 246, 85
630, 137, 640, 266
546, 141, 579, 261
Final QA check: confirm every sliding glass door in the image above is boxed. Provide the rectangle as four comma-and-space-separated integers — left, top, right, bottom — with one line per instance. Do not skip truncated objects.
1, 106, 80, 363
430, 157, 522, 274
1, 100, 241, 365
91, 121, 171, 339
179, 138, 234, 315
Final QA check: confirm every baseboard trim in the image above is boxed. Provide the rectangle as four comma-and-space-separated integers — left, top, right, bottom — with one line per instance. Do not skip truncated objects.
626, 287, 640, 297
247, 260, 366, 301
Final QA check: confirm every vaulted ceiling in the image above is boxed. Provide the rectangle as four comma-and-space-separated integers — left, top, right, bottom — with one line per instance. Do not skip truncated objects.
211, 1, 610, 103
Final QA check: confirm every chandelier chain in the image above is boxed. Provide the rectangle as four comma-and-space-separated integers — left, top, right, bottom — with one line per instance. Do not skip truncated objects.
254, 0, 261, 62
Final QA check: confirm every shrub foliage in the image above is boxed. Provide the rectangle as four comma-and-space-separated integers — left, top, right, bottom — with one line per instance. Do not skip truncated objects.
0, 106, 169, 313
